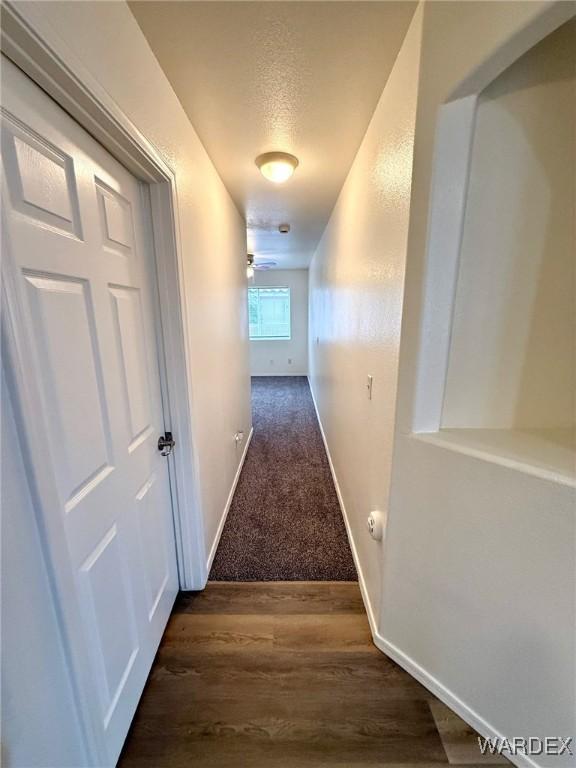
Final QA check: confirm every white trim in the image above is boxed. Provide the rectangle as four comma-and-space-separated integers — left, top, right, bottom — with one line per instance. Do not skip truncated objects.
306, 377, 378, 636
0, 0, 205, 590
251, 372, 308, 377
412, 431, 576, 489
412, 94, 477, 433
205, 428, 254, 576
145, 179, 206, 590
372, 632, 539, 768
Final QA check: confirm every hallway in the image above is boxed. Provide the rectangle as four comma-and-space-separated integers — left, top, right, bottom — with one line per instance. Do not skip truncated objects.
119, 582, 500, 768
210, 377, 356, 581
2, 3, 574, 766
121, 374, 508, 767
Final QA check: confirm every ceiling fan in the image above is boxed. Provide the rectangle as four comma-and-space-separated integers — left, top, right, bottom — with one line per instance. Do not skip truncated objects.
247, 254, 277, 277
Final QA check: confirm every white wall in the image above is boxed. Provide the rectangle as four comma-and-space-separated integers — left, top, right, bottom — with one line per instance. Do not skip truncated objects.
15, 0, 252, 576
308, 7, 423, 626
250, 269, 308, 376
382, 4, 575, 766
442, 22, 575, 430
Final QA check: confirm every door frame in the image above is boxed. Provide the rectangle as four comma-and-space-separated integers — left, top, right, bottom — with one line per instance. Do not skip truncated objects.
1, 3, 206, 763
1, 1, 207, 588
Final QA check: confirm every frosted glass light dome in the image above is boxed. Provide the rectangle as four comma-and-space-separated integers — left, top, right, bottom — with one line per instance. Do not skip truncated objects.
255, 152, 299, 183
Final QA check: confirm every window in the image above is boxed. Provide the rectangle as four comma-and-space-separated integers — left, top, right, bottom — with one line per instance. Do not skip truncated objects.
248, 287, 291, 340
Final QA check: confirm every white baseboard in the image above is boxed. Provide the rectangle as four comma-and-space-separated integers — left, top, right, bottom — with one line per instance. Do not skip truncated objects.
373, 631, 538, 768
251, 372, 308, 377
205, 427, 254, 578
306, 377, 378, 636
306, 377, 533, 768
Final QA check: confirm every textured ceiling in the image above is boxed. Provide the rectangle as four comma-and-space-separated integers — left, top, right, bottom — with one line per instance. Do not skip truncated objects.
129, 1, 417, 269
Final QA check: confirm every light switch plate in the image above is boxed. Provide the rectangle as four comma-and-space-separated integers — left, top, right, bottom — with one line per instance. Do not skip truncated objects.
367, 375, 373, 400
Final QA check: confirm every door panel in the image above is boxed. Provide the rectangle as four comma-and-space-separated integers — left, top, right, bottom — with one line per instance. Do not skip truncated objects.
1, 57, 178, 765
97, 180, 134, 252
109, 284, 153, 447
79, 524, 140, 720
3, 126, 83, 236
22, 273, 114, 506
135, 473, 172, 620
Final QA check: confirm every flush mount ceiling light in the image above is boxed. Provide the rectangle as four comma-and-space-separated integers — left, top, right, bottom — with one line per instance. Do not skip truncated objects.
255, 152, 299, 184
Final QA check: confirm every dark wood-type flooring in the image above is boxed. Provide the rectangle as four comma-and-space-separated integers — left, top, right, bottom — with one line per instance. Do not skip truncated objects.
119, 582, 508, 768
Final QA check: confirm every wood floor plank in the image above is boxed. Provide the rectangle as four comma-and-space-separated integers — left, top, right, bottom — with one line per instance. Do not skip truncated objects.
121, 736, 446, 766
131, 667, 438, 724
149, 649, 432, 700
176, 581, 365, 615
121, 719, 446, 766
162, 612, 275, 652
272, 613, 375, 652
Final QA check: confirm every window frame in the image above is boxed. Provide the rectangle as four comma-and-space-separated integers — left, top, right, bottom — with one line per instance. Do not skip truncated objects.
248, 286, 292, 341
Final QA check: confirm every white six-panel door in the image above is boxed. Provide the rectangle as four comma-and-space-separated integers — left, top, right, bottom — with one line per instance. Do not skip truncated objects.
1, 58, 178, 765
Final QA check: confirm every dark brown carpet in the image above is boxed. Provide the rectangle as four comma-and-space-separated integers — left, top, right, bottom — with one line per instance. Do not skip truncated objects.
209, 376, 357, 580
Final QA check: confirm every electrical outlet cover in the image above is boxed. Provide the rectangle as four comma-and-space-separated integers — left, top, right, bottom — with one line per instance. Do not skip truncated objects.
367, 510, 386, 541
